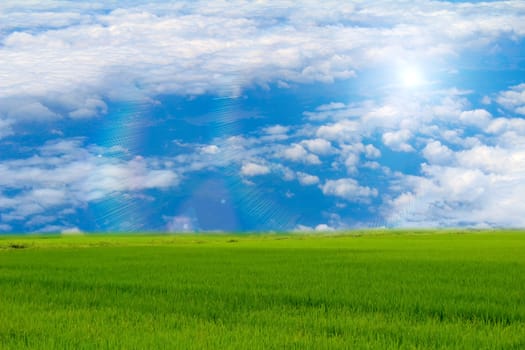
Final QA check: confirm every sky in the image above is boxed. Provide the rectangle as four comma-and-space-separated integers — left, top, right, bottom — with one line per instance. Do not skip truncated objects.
1, 0, 525, 233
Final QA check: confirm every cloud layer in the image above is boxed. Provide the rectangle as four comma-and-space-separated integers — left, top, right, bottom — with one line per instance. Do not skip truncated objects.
2, 1, 525, 124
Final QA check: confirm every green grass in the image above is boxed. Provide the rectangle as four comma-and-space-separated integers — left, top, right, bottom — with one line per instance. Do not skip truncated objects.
0, 230, 524, 349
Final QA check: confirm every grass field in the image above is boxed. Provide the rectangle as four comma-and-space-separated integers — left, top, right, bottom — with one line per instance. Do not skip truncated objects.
0, 230, 524, 349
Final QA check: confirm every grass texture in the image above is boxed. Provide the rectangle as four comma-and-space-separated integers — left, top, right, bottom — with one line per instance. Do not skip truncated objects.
0, 230, 524, 349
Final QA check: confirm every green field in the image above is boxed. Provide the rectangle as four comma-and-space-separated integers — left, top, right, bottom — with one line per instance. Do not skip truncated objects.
1, 231, 524, 349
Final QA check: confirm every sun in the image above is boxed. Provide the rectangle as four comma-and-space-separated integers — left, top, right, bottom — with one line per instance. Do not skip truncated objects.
398, 65, 425, 88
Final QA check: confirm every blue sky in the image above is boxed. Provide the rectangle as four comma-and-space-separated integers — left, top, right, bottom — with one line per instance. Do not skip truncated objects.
1, 1, 525, 233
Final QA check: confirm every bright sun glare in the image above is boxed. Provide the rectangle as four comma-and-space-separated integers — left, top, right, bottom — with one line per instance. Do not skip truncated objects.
400, 67, 424, 88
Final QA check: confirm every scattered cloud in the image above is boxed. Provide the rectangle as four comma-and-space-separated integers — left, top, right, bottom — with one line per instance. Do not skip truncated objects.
315, 224, 335, 232
0, 138, 179, 231
321, 178, 378, 201
280, 144, 321, 164
364, 144, 381, 159
316, 120, 361, 143
382, 130, 414, 152
241, 162, 270, 177
459, 109, 491, 128
301, 138, 334, 155
296, 172, 319, 186
264, 125, 289, 135
422, 140, 454, 165
2, 1, 525, 230
497, 84, 525, 115
201, 145, 220, 155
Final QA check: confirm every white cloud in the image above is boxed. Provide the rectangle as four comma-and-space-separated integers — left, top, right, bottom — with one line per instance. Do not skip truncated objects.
30, 188, 67, 207
483, 117, 525, 149
455, 145, 525, 175
264, 125, 289, 135
261, 125, 290, 141
321, 178, 377, 201
68, 97, 108, 119
315, 224, 335, 231
363, 105, 401, 126
316, 102, 346, 112
382, 130, 414, 152
281, 144, 321, 164
496, 83, 525, 114
344, 153, 360, 174
201, 145, 219, 154
386, 142, 525, 227
293, 223, 336, 232
364, 144, 381, 159
8, 102, 59, 121
0, 139, 179, 227
459, 109, 491, 128
422, 140, 454, 165
2, 0, 523, 130
294, 81, 525, 228
301, 138, 334, 155
241, 162, 270, 177
316, 120, 360, 143
296, 172, 319, 186
363, 161, 380, 170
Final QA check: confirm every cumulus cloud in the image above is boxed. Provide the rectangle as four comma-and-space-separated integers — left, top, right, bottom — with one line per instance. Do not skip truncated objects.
7, 102, 60, 122
455, 145, 525, 175
0, 138, 179, 230
241, 162, 270, 177
298, 82, 525, 227
459, 109, 491, 128
261, 125, 290, 141
293, 223, 336, 232
316, 120, 360, 143
382, 130, 414, 152
280, 144, 321, 164
321, 178, 377, 201
264, 125, 289, 135
497, 83, 525, 115
296, 172, 320, 186
386, 140, 525, 227
387, 166, 525, 227
301, 138, 334, 155
364, 144, 381, 159
343, 153, 360, 174
189, 81, 525, 228
315, 224, 335, 232
422, 140, 454, 165
68, 97, 108, 119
